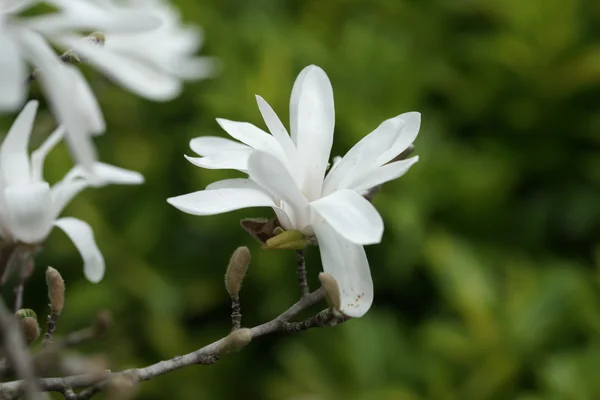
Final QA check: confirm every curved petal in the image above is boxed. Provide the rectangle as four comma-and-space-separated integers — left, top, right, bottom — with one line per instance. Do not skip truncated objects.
61, 37, 181, 101
322, 115, 403, 196
376, 112, 421, 166
185, 151, 250, 172
247, 151, 310, 228
189, 136, 248, 157
206, 178, 262, 191
167, 188, 275, 216
0, 34, 26, 111
69, 66, 105, 135
215, 119, 285, 162
50, 179, 88, 217
291, 66, 335, 200
0, 100, 38, 186
255, 95, 296, 162
31, 126, 65, 182
311, 189, 383, 245
18, 30, 97, 171
54, 217, 105, 283
85, 163, 144, 187
313, 221, 373, 317
351, 156, 419, 193
4, 182, 53, 243
289, 65, 311, 145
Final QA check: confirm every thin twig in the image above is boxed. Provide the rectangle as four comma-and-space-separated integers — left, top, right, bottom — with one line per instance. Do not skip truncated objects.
13, 278, 25, 313
42, 312, 59, 347
296, 250, 309, 297
0, 287, 332, 398
230, 294, 242, 331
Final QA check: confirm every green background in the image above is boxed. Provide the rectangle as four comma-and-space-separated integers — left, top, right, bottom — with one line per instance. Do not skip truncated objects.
3, 0, 600, 398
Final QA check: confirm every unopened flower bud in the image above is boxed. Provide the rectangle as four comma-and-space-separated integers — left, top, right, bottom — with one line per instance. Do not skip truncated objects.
93, 310, 112, 336
46, 267, 65, 316
263, 230, 309, 250
15, 308, 37, 321
225, 247, 250, 296
319, 273, 341, 311
20, 317, 40, 345
218, 328, 252, 355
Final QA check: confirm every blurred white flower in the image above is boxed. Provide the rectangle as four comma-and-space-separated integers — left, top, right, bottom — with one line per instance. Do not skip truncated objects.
0, 101, 144, 282
0, 0, 159, 170
51, 0, 215, 101
168, 65, 420, 317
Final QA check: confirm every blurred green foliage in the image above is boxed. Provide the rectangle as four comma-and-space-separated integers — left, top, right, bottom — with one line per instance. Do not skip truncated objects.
2, 0, 600, 398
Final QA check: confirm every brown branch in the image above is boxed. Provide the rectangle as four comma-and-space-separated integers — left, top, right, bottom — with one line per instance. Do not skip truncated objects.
0, 287, 342, 398
230, 294, 242, 331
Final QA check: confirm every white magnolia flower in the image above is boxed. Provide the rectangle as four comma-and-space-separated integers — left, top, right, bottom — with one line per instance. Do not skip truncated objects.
168, 65, 420, 317
48, 0, 214, 101
0, 100, 144, 282
0, 0, 158, 170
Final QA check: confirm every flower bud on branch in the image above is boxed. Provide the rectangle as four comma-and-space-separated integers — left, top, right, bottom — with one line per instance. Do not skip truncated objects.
225, 247, 250, 297
46, 267, 65, 316
16, 310, 40, 345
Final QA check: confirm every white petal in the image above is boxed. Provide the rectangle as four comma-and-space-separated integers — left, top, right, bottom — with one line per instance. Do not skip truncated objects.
247, 151, 310, 228
351, 156, 419, 193
255, 95, 296, 161
289, 66, 311, 144
4, 182, 53, 243
292, 65, 335, 200
185, 151, 250, 172
62, 38, 181, 101
0, 100, 38, 186
322, 116, 403, 196
167, 188, 275, 216
30, 126, 65, 182
64, 163, 144, 187
206, 178, 262, 191
50, 179, 87, 217
18, 30, 97, 171
216, 119, 285, 162
0, 34, 26, 111
189, 136, 248, 157
311, 189, 383, 245
69, 66, 105, 135
376, 112, 421, 166
54, 217, 105, 283
313, 221, 373, 318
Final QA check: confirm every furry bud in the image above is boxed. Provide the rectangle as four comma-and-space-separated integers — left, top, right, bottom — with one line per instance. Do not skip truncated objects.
15, 308, 37, 320
46, 267, 65, 316
20, 317, 40, 345
319, 273, 341, 311
263, 230, 309, 250
225, 247, 250, 296
218, 328, 252, 355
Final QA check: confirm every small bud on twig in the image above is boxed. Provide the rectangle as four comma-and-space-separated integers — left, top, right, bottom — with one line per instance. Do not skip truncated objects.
15, 309, 37, 320
46, 267, 65, 316
20, 317, 41, 345
264, 229, 309, 250
319, 273, 341, 311
225, 247, 250, 296
218, 328, 252, 355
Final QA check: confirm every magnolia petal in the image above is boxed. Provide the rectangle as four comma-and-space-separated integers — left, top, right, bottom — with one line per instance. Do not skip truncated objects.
189, 136, 248, 157
311, 189, 383, 245
18, 30, 97, 171
167, 188, 275, 216
54, 217, 105, 283
0, 100, 38, 186
376, 112, 421, 166
206, 178, 262, 191
4, 182, 54, 243
313, 221, 373, 318
215, 118, 285, 161
85, 163, 144, 187
351, 156, 419, 193
185, 151, 250, 172
0, 34, 25, 111
62, 38, 181, 101
50, 179, 88, 218
255, 95, 296, 161
31, 126, 65, 182
289, 65, 311, 144
247, 151, 310, 228
69, 66, 105, 135
293, 65, 335, 200
322, 116, 403, 196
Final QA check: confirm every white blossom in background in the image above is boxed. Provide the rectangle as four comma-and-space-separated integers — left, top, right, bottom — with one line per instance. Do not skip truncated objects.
168, 65, 420, 317
0, 101, 144, 282
48, 0, 215, 101
0, 0, 160, 170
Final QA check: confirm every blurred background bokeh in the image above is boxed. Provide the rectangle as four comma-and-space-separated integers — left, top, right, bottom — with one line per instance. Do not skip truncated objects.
3, 0, 600, 398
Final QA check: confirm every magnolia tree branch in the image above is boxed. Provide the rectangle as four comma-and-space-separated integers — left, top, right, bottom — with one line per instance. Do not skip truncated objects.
0, 286, 347, 399
296, 250, 309, 296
